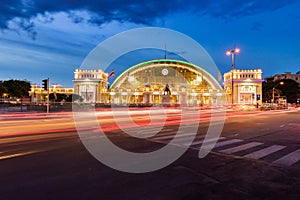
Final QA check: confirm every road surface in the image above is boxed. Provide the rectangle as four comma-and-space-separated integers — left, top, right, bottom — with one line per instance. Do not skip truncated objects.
0, 108, 300, 199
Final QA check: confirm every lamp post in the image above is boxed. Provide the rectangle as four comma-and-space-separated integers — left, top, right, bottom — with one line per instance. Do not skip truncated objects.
272, 81, 284, 103
226, 48, 240, 104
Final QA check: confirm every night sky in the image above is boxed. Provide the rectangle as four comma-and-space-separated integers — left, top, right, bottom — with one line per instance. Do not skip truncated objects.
1, 0, 300, 87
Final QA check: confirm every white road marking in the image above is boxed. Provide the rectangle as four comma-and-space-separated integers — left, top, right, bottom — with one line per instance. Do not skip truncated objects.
185, 137, 226, 146
170, 135, 205, 143
273, 149, 300, 166
201, 139, 243, 149
244, 145, 286, 159
129, 131, 173, 139
219, 142, 263, 154
136, 129, 184, 138
155, 132, 197, 140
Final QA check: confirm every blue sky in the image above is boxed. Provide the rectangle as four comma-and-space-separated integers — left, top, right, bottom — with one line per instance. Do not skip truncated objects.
0, 0, 300, 87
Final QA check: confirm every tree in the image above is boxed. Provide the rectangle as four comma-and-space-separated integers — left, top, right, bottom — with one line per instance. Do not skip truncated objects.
2, 79, 30, 98
49, 93, 67, 102
49, 93, 83, 103
279, 79, 300, 103
66, 94, 83, 102
262, 81, 275, 103
263, 79, 300, 103
0, 81, 8, 97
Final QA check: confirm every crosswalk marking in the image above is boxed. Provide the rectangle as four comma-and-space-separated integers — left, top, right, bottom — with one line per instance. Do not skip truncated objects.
244, 145, 286, 159
155, 132, 197, 140
171, 135, 206, 143
149, 132, 300, 167
272, 149, 300, 166
184, 137, 226, 146
201, 139, 243, 149
219, 142, 263, 154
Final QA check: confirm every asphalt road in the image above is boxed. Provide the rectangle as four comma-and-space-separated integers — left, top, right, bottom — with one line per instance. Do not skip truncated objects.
0, 108, 300, 199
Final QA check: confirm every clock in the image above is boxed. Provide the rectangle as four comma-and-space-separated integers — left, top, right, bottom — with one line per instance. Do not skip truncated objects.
162, 68, 168, 76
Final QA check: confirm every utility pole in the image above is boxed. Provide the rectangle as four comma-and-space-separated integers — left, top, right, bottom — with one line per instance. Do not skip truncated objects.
272, 81, 284, 104
226, 48, 240, 105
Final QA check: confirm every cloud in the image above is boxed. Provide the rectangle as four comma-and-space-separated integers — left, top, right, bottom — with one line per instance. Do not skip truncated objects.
203, 0, 297, 19
0, 0, 297, 37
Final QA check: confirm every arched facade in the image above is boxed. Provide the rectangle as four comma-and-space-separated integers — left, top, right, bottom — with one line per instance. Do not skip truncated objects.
109, 59, 224, 106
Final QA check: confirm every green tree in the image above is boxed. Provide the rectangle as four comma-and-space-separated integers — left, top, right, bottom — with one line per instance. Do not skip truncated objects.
66, 94, 83, 102
2, 79, 30, 98
262, 81, 275, 103
0, 81, 8, 97
279, 79, 299, 103
49, 93, 83, 102
263, 79, 300, 103
49, 93, 67, 102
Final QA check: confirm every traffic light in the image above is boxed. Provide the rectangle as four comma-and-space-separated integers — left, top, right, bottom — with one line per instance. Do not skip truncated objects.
42, 79, 49, 90
256, 94, 261, 101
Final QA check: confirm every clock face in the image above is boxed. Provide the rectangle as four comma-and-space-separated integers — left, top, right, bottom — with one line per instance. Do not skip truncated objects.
162, 68, 168, 76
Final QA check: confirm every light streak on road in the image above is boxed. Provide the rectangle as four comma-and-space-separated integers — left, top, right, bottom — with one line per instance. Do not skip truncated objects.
0, 132, 76, 145
0, 151, 39, 160
0, 108, 298, 141
0, 108, 298, 165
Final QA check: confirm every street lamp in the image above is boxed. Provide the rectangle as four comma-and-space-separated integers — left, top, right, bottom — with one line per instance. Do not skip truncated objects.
272, 81, 284, 103
226, 48, 240, 104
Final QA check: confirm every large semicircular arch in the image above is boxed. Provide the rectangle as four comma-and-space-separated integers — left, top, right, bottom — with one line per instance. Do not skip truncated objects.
111, 59, 222, 90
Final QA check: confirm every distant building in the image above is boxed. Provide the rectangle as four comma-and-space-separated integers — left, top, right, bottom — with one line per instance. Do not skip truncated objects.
266, 72, 300, 84
29, 84, 74, 103
224, 69, 263, 105
73, 69, 109, 103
